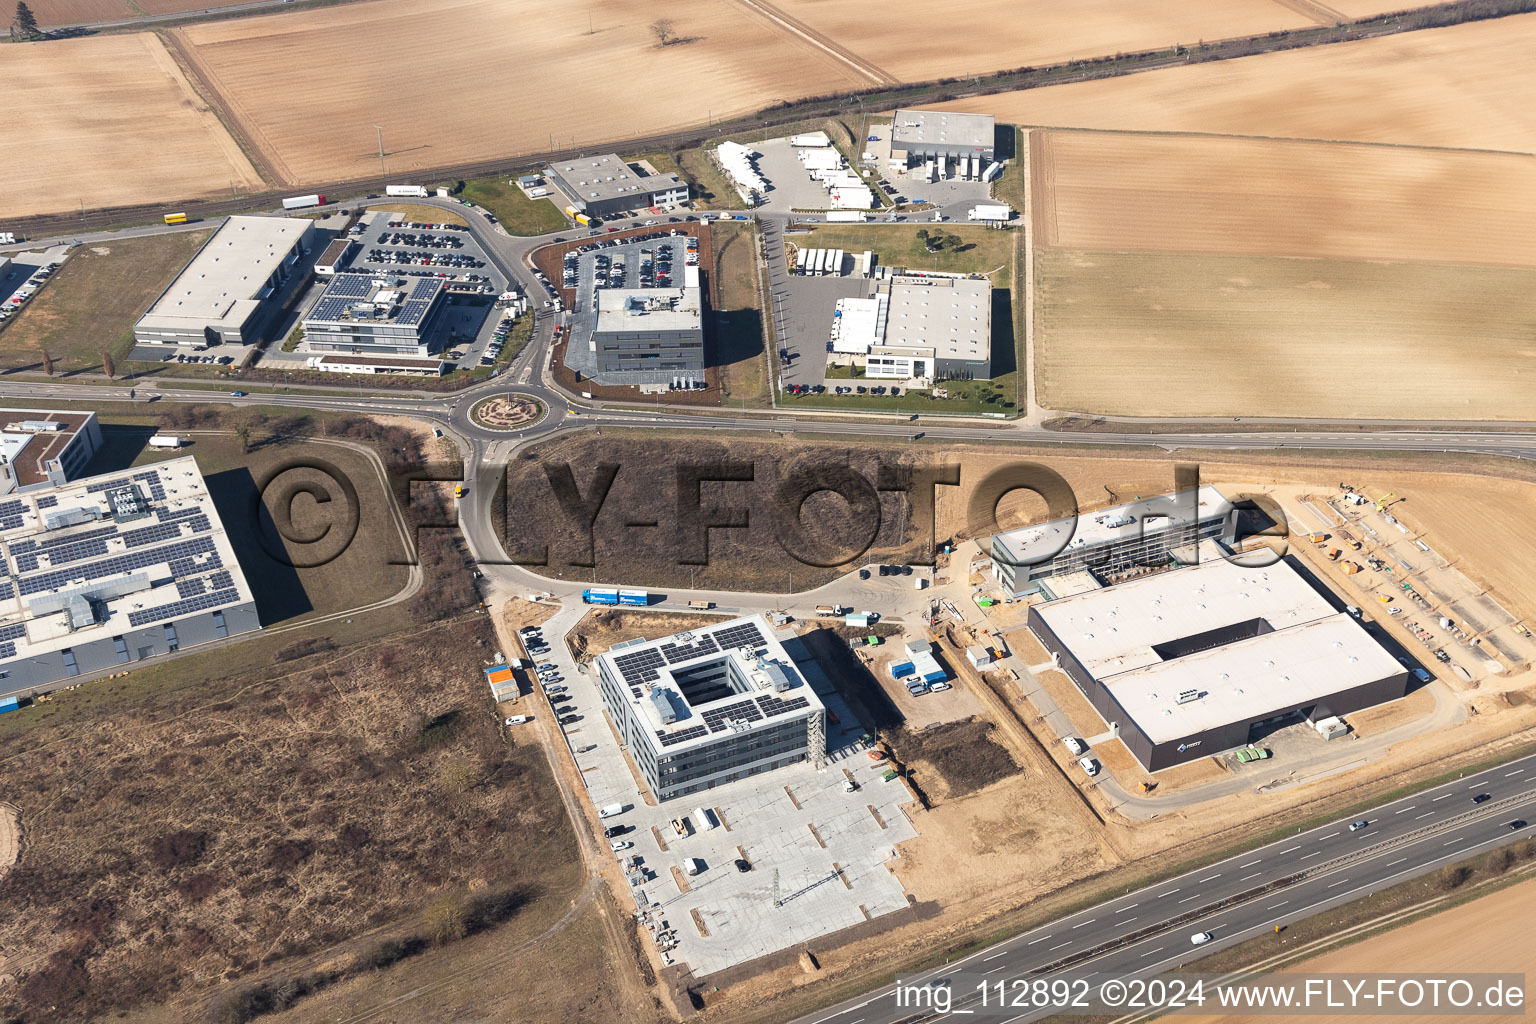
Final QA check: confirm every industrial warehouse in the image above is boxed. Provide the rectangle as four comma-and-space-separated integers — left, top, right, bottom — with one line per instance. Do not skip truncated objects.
594, 614, 826, 801
890, 109, 996, 167
545, 154, 689, 221
0, 455, 260, 692
0, 410, 102, 496
991, 486, 1236, 598
1028, 555, 1410, 771
827, 274, 994, 381
133, 215, 315, 348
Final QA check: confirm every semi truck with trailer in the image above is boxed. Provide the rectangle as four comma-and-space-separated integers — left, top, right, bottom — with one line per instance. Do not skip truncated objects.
582, 587, 620, 605
281, 194, 324, 210
617, 589, 651, 607
385, 185, 429, 198
968, 205, 1012, 222
826, 211, 867, 223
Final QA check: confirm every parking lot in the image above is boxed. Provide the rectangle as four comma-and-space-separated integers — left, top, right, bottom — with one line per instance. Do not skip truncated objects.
524, 608, 918, 976
772, 245, 868, 389
0, 244, 70, 329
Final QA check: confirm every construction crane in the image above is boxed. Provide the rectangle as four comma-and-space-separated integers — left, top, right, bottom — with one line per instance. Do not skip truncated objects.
1375, 491, 1397, 512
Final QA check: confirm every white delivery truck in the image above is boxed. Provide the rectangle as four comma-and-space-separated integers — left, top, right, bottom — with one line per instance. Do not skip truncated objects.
148, 434, 184, 450
968, 205, 1012, 223
385, 185, 429, 198
693, 807, 717, 831
682, 858, 705, 876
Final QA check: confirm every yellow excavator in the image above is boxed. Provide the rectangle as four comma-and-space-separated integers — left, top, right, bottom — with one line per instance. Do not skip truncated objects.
1374, 491, 1397, 512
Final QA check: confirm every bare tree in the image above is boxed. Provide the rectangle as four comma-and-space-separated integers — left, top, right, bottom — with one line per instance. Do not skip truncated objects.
649, 18, 675, 46
234, 423, 252, 453
40, 350, 54, 376
101, 351, 116, 378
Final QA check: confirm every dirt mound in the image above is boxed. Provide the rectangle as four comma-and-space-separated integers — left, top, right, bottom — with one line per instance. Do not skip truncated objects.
890, 718, 1020, 800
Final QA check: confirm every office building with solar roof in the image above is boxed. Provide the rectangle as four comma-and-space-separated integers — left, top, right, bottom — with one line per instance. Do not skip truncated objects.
134, 216, 315, 348
0, 455, 259, 695
0, 409, 102, 496
301, 273, 447, 357
594, 614, 827, 801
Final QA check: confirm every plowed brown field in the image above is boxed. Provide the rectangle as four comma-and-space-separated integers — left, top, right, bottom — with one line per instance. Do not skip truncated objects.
931, 15, 1536, 154
1033, 130, 1536, 266
0, 33, 262, 220
22, 0, 262, 26
176, 0, 868, 185
767, 0, 1315, 80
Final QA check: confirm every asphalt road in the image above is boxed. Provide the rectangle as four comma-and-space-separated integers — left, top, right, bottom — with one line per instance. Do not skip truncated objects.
791, 756, 1536, 1024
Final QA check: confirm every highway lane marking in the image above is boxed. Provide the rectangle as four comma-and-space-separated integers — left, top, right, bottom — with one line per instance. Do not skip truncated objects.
1395, 806, 1417, 814
1327, 878, 1352, 888
1240, 872, 1263, 881
1157, 888, 1180, 898
1115, 904, 1139, 913
1239, 859, 1262, 868
1197, 874, 1221, 883
1433, 793, 1454, 801
1508, 769, 1527, 776
1178, 894, 1201, 903
1027, 936, 1049, 945
1267, 901, 1289, 910
1049, 941, 1073, 951
1318, 832, 1339, 839
1278, 846, 1301, 854
1445, 837, 1465, 845
1387, 857, 1408, 866
1119, 917, 1136, 925
1071, 919, 1096, 929
984, 951, 1009, 961
1141, 947, 1165, 958
1416, 811, 1435, 819
1301, 851, 1322, 859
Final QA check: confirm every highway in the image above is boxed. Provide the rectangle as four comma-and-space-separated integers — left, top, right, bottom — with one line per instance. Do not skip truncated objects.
790, 757, 1536, 1024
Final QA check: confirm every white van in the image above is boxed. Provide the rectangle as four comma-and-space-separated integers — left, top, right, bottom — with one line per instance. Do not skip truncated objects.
598, 803, 627, 819
1064, 737, 1086, 756
1078, 757, 1100, 777
682, 857, 705, 876
693, 806, 718, 831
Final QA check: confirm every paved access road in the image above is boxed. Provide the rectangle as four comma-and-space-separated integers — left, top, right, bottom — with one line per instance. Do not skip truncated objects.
791, 757, 1536, 1024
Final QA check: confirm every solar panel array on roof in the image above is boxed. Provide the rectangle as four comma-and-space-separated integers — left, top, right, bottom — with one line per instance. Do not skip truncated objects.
395, 278, 442, 327
702, 697, 765, 733
0, 583, 12, 602
122, 518, 208, 549
175, 578, 207, 599
86, 477, 132, 494
0, 517, 23, 531
0, 642, 14, 659
614, 647, 666, 687
756, 694, 810, 718
712, 621, 765, 651
132, 470, 166, 501
35, 496, 58, 509
127, 586, 239, 627
660, 632, 719, 664
0, 501, 24, 519
11, 525, 120, 572
167, 552, 222, 578
209, 569, 234, 590
657, 724, 709, 747
18, 536, 217, 597
0, 624, 26, 643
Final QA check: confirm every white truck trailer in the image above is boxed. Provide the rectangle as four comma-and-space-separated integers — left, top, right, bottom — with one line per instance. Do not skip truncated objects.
385, 185, 429, 198
281, 194, 324, 210
968, 204, 1012, 222
826, 211, 867, 223
148, 434, 184, 450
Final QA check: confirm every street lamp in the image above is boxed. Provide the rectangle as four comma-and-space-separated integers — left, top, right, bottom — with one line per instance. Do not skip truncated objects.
374, 125, 386, 175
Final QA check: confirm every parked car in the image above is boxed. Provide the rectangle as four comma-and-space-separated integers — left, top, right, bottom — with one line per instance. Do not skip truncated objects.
610, 840, 634, 852
503, 715, 532, 726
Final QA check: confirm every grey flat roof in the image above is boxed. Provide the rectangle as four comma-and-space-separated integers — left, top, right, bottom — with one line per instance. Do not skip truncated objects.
994, 486, 1231, 566
138, 216, 310, 332
891, 109, 995, 151
0, 455, 253, 666
596, 287, 702, 334
548, 154, 684, 206
881, 275, 991, 362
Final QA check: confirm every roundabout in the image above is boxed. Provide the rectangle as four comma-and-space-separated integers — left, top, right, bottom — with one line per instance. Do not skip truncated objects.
470, 392, 548, 432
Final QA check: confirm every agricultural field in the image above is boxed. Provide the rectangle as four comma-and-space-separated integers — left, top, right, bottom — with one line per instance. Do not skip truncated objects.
932, 14, 1536, 154
0, 34, 262, 219
1032, 249, 1536, 420
172, 0, 867, 185
1032, 130, 1536, 266
767, 0, 1317, 81
0, 231, 211, 375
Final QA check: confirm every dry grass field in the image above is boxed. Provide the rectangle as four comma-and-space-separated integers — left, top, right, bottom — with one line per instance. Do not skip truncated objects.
932, 15, 1536, 154
767, 0, 1315, 80
1032, 249, 1536, 419
1032, 129, 1536, 266
0, 34, 261, 219
174, 0, 867, 185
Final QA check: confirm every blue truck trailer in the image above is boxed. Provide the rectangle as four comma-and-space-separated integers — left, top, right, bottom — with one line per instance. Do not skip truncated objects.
582, 587, 620, 605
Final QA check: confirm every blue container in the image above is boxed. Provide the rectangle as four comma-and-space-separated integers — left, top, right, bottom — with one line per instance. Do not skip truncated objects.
0, 696, 18, 715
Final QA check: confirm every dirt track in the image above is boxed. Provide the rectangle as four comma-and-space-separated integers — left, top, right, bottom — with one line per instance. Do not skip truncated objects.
160, 26, 291, 186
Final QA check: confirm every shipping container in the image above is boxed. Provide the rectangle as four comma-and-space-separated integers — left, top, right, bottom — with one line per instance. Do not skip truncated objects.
617, 588, 651, 607
583, 587, 620, 605
281, 194, 324, 210
0, 696, 18, 715
163, 212, 188, 225
844, 611, 872, 627
890, 661, 915, 679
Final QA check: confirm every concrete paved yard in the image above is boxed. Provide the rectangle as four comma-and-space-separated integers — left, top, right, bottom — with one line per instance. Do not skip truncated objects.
547, 613, 918, 977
